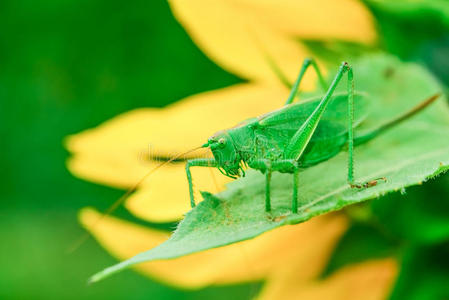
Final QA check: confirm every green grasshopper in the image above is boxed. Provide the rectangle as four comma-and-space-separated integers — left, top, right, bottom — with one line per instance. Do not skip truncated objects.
186, 58, 440, 213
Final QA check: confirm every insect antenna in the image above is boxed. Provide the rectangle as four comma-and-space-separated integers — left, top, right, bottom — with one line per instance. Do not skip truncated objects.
354, 93, 442, 145
67, 146, 205, 254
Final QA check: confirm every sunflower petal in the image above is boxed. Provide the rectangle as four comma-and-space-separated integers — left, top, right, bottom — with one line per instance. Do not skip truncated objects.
68, 156, 230, 222
80, 208, 347, 289
232, 0, 377, 42
168, 0, 376, 82
66, 84, 289, 221
257, 259, 397, 300
125, 165, 231, 222
66, 83, 288, 159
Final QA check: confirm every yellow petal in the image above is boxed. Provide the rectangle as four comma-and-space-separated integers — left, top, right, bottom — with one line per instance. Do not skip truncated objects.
68, 156, 230, 222
169, 0, 308, 84
80, 208, 348, 289
233, 0, 377, 42
125, 165, 231, 222
258, 259, 397, 300
169, 0, 376, 83
66, 83, 288, 159
66, 84, 289, 221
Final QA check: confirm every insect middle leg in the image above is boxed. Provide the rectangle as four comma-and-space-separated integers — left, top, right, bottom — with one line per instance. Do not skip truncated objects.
265, 168, 272, 212
250, 159, 299, 213
185, 158, 217, 207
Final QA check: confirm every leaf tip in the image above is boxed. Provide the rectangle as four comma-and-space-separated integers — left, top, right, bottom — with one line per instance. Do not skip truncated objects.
87, 272, 104, 285
87, 261, 130, 284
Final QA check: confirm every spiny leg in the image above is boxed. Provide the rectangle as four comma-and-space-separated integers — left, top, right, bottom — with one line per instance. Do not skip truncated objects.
265, 169, 272, 212
285, 58, 327, 105
282, 62, 386, 188
251, 159, 299, 213
347, 67, 355, 186
185, 158, 217, 207
292, 167, 299, 213
249, 160, 273, 212
284, 61, 353, 160
274, 160, 299, 213
345, 68, 386, 188
350, 94, 441, 187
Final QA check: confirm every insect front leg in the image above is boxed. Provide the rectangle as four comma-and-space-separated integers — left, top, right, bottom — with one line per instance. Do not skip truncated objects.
284, 58, 327, 105
185, 158, 217, 208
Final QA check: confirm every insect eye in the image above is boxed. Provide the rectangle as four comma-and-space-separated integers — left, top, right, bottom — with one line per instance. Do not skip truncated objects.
218, 138, 225, 144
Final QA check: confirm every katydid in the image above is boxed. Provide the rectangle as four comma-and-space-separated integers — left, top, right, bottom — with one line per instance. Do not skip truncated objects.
70, 58, 440, 253
186, 58, 440, 213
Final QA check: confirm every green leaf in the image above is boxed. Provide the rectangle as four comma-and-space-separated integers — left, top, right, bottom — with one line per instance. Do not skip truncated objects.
90, 54, 449, 283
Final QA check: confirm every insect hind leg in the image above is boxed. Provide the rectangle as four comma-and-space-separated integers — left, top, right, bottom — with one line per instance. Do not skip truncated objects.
350, 177, 387, 189
344, 65, 387, 189
284, 58, 327, 105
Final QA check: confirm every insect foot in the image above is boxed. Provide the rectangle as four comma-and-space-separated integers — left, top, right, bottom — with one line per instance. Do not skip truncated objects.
350, 177, 387, 189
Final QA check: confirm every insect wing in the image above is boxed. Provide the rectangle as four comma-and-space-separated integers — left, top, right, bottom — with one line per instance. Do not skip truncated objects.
258, 92, 370, 141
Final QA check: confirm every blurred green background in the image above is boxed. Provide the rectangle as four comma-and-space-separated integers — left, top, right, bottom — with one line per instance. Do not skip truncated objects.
0, 1, 247, 299
1, 1, 448, 299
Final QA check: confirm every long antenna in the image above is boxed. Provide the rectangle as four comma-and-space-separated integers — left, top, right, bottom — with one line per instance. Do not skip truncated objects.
354, 93, 442, 145
67, 146, 205, 254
